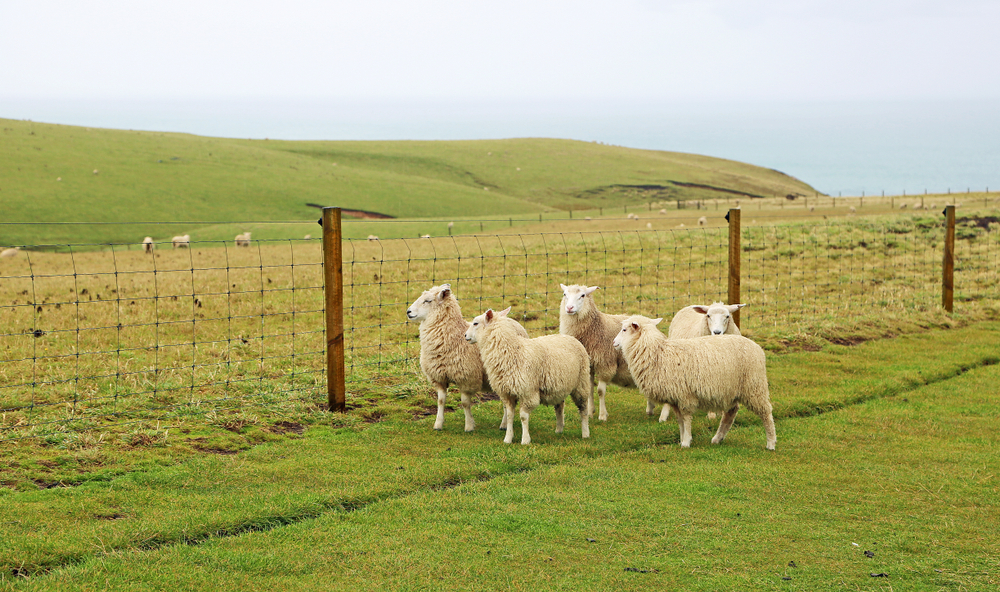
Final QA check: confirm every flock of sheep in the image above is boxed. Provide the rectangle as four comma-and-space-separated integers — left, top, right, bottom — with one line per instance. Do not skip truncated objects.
406, 283, 776, 450
139, 233, 253, 253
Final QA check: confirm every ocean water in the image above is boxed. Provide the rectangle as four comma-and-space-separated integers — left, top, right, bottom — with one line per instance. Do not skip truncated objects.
3, 97, 998, 196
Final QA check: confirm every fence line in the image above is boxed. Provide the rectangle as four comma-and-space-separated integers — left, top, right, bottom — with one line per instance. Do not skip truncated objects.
2, 208, 998, 441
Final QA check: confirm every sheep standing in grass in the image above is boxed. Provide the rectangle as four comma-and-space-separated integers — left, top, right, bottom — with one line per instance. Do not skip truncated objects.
466, 307, 591, 444
613, 315, 776, 450
1, 247, 20, 258
698, 216, 707, 226
558, 284, 634, 421
172, 234, 190, 249
142, 237, 154, 254
235, 232, 252, 247
407, 284, 527, 432
660, 302, 746, 421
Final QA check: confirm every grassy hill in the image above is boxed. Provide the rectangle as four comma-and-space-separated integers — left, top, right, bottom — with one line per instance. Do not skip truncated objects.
0, 118, 818, 245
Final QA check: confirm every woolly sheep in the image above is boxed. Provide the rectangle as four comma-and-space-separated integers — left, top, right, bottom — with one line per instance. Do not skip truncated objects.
235, 232, 252, 247
171, 234, 190, 249
613, 315, 776, 450
367, 235, 379, 241
466, 307, 591, 444
899, 203, 907, 209
407, 284, 527, 431
1, 247, 20, 258
659, 209, 667, 214
142, 237, 154, 254
698, 216, 707, 226
558, 284, 635, 422
661, 302, 746, 421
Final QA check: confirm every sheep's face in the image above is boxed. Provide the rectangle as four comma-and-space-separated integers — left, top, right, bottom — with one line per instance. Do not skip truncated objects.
406, 284, 451, 322
560, 284, 599, 316
465, 307, 510, 343
692, 302, 745, 335
614, 315, 662, 351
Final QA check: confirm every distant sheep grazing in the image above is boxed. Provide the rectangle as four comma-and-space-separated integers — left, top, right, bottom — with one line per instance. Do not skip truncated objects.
235, 232, 252, 247
899, 203, 907, 209
466, 307, 591, 444
367, 235, 379, 241
171, 234, 190, 249
142, 237, 154, 254
698, 216, 707, 226
613, 315, 776, 450
407, 284, 527, 431
1, 247, 20, 258
559, 284, 635, 422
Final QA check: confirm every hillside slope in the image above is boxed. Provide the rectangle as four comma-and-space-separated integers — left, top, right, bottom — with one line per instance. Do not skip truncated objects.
0, 119, 817, 245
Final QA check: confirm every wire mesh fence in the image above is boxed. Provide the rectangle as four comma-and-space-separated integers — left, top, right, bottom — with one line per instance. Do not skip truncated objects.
2, 211, 998, 441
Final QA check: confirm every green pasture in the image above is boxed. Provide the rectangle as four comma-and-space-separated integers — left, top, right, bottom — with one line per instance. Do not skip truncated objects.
3, 117, 819, 246
1, 321, 999, 590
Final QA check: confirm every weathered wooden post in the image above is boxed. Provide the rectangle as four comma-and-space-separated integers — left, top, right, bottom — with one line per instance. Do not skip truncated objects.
322, 207, 346, 412
942, 205, 955, 313
726, 208, 741, 329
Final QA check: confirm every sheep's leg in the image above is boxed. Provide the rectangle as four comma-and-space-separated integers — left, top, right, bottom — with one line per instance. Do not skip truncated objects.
459, 392, 476, 432
596, 380, 609, 422
519, 401, 537, 445
498, 404, 508, 431
432, 382, 448, 430
502, 396, 517, 444
571, 387, 591, 439
587, 381, 595, 418
554, 401, 565, 434
646, 398, 656, 416
711, 405, 740, 445
675, 409, 693, 447
762, 411, 777, 451
658, 403, 671, 422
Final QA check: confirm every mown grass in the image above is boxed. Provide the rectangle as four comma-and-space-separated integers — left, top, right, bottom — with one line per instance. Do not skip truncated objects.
1, 322, 998, 590
1, 118, 821, 246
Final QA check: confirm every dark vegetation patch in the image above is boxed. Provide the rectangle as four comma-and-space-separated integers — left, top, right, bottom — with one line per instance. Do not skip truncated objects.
268, 421, 305, 436
958, 215, 998, 231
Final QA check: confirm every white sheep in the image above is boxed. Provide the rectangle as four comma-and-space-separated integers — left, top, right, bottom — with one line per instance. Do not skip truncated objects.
304, 234, 312, 240
659, 209, 667, 214
466, 307, 591, 445
613, 315, 776, 450
171, 234, 190, 249
899, 203, 907, 209
698, 216, 707, 226
1, 247, 20, 258
367, 235, 379, 241
661, 302, 746, 421
849, 206, 857, 214
142, 237, 154, 254
235, 232, 252, 247
407, 284, 527, 432
421, 234, 432, 239
558, 284, 634, 422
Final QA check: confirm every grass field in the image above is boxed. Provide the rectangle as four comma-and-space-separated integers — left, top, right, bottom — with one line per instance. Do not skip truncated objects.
1, 118, 819, 245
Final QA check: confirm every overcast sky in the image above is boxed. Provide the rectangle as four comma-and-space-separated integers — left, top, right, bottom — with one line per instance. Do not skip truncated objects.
2, 0, 999, 103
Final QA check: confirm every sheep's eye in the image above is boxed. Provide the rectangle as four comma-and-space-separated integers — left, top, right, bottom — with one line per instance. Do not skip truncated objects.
424, 300, 432, 303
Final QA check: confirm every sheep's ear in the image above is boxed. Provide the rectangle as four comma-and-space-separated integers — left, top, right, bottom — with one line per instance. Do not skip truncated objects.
630, 321, 640, 331
584, 286, 599, 296
439, 286, 451, 299
485, 309, 494, 322
559, 283, 568, 292
652, 318, 663, 326
498, 306, 511, 318
691, 305, 709, 315
730, 303, 746, 312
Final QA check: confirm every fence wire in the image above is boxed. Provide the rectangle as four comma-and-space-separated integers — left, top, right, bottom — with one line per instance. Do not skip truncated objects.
2, 213, 998, 440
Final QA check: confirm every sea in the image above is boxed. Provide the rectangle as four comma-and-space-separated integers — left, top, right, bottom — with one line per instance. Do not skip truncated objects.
3, 97, 998, 197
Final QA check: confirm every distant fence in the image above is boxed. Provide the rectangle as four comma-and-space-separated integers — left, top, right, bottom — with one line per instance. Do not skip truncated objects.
2, 207, 998, 441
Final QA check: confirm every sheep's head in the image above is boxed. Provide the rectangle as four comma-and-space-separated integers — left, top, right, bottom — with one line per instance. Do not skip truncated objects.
406, 283, 452, 322
690, 302, 745, 335
465, 307, 510, 343
613, 315, 662, 351
560, 284, 599, 316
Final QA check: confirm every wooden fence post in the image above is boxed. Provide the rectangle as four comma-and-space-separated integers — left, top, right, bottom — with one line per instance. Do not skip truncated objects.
726, 208, 741, 328
322, 207, 347, 412
942, 205, 955, 313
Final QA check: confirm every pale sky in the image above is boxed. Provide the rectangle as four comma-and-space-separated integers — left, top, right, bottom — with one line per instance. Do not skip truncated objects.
2, 0, 999, 103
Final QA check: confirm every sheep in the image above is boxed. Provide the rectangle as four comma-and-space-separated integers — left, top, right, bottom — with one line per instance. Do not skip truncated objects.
558, 284, 635, 422
171, 234, 190, 249
142, 237, 154, 254
899, 203, 907, 209
849, 206, 857, 214
367, 235, 379, 241
1, 247, 20, 258
421, 234, 432, 239
406, 284, 527, 432
304, 234, 312, 240
659, 209, 667, 214
466, 307, 591, 444
235, 232, 252, 247
613, 315, 776, 450
698, 216, 707, 226
661, 302, 746, 421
